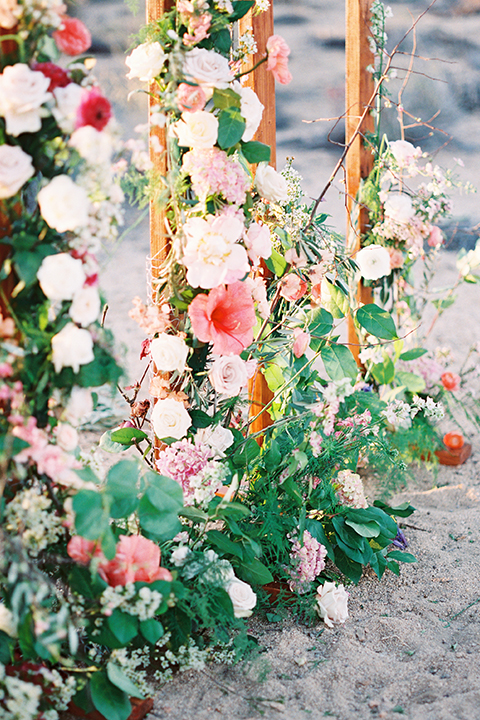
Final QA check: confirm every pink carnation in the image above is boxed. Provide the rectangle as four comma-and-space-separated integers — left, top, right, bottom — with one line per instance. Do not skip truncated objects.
53, 17, 92, 56
177, 83, 206, 113
266, 35, 292, 85
76, 88, 112, 131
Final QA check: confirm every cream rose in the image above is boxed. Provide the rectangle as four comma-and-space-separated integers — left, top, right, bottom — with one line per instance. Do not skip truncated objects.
38, 175, 90, 233
37, 253, 86, 301
64, 386, 93, 424
355, 244, 391, 281
226, 578, 257, 618
183, 47, 233, 92
54, 423, 79, 452
209, 355, 249, 397
196, 424, 234, 456
255, 162, 288, 203
0, 0, 19, 29
151, 397, 191, 440
51, 323, 94, 374
0, 144, 34, 198
0, 63, 51, 136
315, 581, 349, 628
69, 125, 113, 166
384, 193, 415, 223
174, 110, 218, 149
52, 83, 83, 134
232, 82, 264, 142
126, 42, 166, 82
69, 286, 101, 326
150, 333, 189, 373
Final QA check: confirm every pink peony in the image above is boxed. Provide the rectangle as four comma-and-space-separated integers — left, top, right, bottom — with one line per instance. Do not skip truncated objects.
188, 282, 255, 355
53, 17, 92, 56
279, 273, 308, 302
176, 82, 206, 112
266, 35, 292, 85
98, 535, 172, 587
76, 88, 112, 131
293, 328, 310, 358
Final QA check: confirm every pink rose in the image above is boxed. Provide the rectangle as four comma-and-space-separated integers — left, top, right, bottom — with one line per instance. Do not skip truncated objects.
293, 328, 310, 358
279, 273, 308, 302
53, 17, 92, 56
266, 35, 292, 85
176, 82, 206, 112
441, 371, 461, 391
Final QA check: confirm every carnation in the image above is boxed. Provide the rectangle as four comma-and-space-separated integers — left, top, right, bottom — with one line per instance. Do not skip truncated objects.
53, 16, 91, 55
51, 323, 94, 373
255, 162, 289, 203
0, 144, 34, 198
355, 244, 391, 280
37, 253, 86, 301
76, 87, 112, 131
126, 42, 166, 81
33, 62, 70, 92
150, 397, 192, 440
150, 333, 189, 373
38, 175, 90, 233
266, 34, 292, 85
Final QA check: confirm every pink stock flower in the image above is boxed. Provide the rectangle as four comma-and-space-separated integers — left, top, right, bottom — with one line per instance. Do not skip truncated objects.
279, 273, 308, 302
188, 282, 256, 355
293, 328, 310, 358
176, 83, 206, 112
266, 35, 292, 85
76, 88, 112, 131
99, 535, 172, 586
53, 17, 92, 56
441, 371, 461, 391
183, 12, 212, 46
428, 225, 443, 247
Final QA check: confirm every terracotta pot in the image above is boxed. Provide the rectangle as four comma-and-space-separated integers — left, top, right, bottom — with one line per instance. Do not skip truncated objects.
435, 442, 472, 466
263, 580, 295, 604
67, 697, 154, 720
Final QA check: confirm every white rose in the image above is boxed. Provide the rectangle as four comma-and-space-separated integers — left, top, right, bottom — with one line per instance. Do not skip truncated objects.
125, 42, 166, 82
37, 253, 86, 301
54, 423, 79, 452
226, 578, 257, 618
38, 175, 90, 233
244, 222, 271, 265
183, 48, 233, 92
69, 286, 101, 326
0, 0, 19, 29
170, 545, 192, 567
69, 125, 113, 166
51, 323, 94, 374
64, 386, 93, 424
196, 425, 234, 456
0, 144, 34, 198
355, 245, 391, 281
315, 581, 349, 628
0, 603, 16, 637
255, 162, 288, 203
0, 63, 50, 136
151, 397, 191, 440
231, 82, 264, 142
150, 333, 189, 373
383, 192, 414, 223
174, 111, 218, 149
209, 355, 249, 397
52, 83, 83, 134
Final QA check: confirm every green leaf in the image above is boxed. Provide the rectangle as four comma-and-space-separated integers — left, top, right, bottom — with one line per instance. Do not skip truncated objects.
235, 558, 273, 586
101, 526, 117, 560
395, 371, 426, 393
99, 430, 127, 454
263, 441, 282, 472
207, 529, 243, 558
332, 548, 363, 584
369, 551, 387, 579
387, 551, 417, 564
373, 500, 415, 518
264, 248, 288, 277
230, 0, 255, 21
110, 428, 148, 445
179, 506, 209, 523
138, 472, 183, 541
189, 409, 213, 428
213, 28, 231, 53
13, 245, 54, 288
399, 348, 428, 361
356, 303, 398, 340
212, 88, 241, 110
72, 490, 109, 540
307, 307, 334, 337
345, 520, 380, 538
231, 437, 260, 467
217, 107, 245, 149
321, 344, 358, 381
107, 662, 144, 699
90, 672, 132, 720
106, 459, 140, 499
305, 519, 334, 560
346, 507, 398, 538
263, 362, 285, 393
241, 141, 271, 164
140, 618, 164, 644
107, 610, 138, 645
371, 356, 395, 385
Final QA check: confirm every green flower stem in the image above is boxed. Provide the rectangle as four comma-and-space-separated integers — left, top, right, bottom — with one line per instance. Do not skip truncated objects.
234, 55, 268, 81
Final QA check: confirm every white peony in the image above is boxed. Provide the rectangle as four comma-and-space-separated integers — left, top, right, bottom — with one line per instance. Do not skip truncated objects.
64, 386, 93, 424
181, 213, 248, 288
69, 286, 101, 326
37, 253, 86, 301
52, 83, 83, 134
226, 578, 257, 618
0, 144, 34, 198
196, 424, 234, 456
125, 42, 166, 82
151, 397, 192, 440
209, 355, 249, 397
0, 63, 51, 136
255, 162, 289, 203
355, 244, 391, 281
0, 0, 19, 29
54, 423, 79, 452
173, 110, 218, 149
38, 175, 90, 233
183, 48, 233, 92
151, 333, 189, 373
315, 581, 349, 628
232, 81, 264, 142
51, 323, 94, 374
69, 125, 113, 166
383, 192, 415, 223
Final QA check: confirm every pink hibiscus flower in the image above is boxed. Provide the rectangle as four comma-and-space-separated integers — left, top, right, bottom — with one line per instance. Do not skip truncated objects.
266, 35, 292, 85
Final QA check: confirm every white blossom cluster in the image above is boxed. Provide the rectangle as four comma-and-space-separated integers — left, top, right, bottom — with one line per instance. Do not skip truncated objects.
0, 669, 42, 720
153, 638, 208, 683
382, 395, 444, 429
232, 30, 258, 61
16, 0, 65, 29
411, 394, 445, 421
4, 486, 64, 556
100, 584, 163, 621
109, 648, 153, 697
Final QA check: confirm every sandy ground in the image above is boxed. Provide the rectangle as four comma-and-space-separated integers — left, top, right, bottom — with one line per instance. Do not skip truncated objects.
64, 0, 480, 718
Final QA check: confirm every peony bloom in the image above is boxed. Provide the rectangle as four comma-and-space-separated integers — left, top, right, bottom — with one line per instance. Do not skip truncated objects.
244, 222, 271, 265
188, 282, 256, 355
69, 125, 113, 165
383, 192, 415, 223
209, 354, 249, 397
226, 578, 257, 618
355, 244, 391, 281
293, 328, 310, 358
280, 273, 308, 301
316, 581, 349, 628
0, 63, 51, 136
69, 286, 101, 327
150, 397, 192, 440
176, 82, 206, 113
53, 16, 91, 56
51, 323, 94, 373
183, 47, 233, 93
37, 252, 86, 301
33, 62, 70, 92
0, 0, 19, 29
76, 87, 112, 131
181, 213, 249, 289
441, 371, 461, 391
0, 144, 34, 198
125, 41, 166, 82
37, 175, 89, 233
255, 162, 289, 203
266, 34, 292, 85
98, 535, 172, 587
150, 333, 189, 373
173, 110, 218, 149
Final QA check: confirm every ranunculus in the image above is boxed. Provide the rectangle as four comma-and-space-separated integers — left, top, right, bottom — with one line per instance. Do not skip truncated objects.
231, 81, 264, 142
315, 581, 349, 628
280, 273, 308, 301
0, 144, 34, 198
188, 282, 255, 355
151, 397, 191, 440
209, 355, 249, 397
69, 125, 113, 165
428, 225, 443, 247
388, 247, 404, 269
183, 47, 233, 92
54, 423, 79, 452
0, 63, 51, 136
0, 0, 19, 29
98, 535, 172, 587
37, 175, 89, 232
388, 139, 420, 167
196, 424, 234, 456
384, 192, 415, 223
355, 244, 391, 281
266, 34, 292, 85
51, 323, 94, 374
52, 82, 83, 133
53, 16, 91, 56
174, 110, 218, 149
255, 162, 289, 203
293, 328, 310, 358
37, 253, 86, 301
125, 42, 166, 82
176, 82, 206, 113
244, 222, 271, 265
181, 213, 248, 288
33, 62, 70, 92
64, 386, 93, 424
150, 333, 189, 373
69, 286, 101, 326
441, 371, 461, 391
76, 87, 112, 131
226, 578, 257, 618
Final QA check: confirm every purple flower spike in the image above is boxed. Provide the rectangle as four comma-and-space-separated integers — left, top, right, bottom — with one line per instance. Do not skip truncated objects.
392, 527, 409, 550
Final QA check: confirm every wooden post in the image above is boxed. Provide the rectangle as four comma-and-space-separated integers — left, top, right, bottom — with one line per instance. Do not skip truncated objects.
345, 0, 375, 361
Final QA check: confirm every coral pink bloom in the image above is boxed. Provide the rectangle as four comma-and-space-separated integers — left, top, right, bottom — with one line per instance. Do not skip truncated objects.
99, 535, 172, 587
67, 536, 105, 565
293, 328, 310, 358
188, 282, 256, 355
53, 17, 92, 56
441, 371, 461, 391
428, 225, 443, 247
76, 88, 112, 131
279, 273, 308, 302
266, 35, 292, 85
176, 83, 206, 113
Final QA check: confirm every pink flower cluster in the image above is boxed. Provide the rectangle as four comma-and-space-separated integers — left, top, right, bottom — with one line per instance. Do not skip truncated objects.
11, 416, 81, 484
129, 296, 170, 336
182, 148, 251, 205
155, 437, 222, 505
333, 469, 368, 509
287, 530, 327, 594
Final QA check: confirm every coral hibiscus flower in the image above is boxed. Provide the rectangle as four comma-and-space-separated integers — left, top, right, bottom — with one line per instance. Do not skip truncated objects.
188, 282, 255, 355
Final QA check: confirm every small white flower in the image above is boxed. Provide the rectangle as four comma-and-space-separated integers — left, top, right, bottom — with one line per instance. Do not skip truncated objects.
64, 386, 93, 424
170, 545, 191, 567
150, 333, 189, 373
